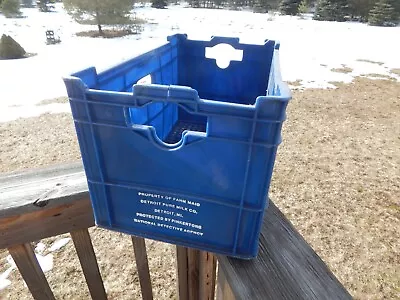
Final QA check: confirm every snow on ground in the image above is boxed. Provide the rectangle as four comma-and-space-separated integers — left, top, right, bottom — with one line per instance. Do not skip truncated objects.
0, 237, 71, 290
48, 237, 71, 252
0, 270, 12, 290
0, 3, 399, 122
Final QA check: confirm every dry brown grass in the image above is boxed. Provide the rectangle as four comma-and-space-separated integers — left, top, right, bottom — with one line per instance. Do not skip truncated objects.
76, 29, 137, 38
362, 73, 396, 80
0, 113, 80, 173
0, 78, 399, 299
36, 97, 68, 106
287, 79, 302, 87
0, 232, 176, 300
331, 66, 353, 74
390, 68, 400, 76
356, 59, 384, 66
271, 78, 400, 300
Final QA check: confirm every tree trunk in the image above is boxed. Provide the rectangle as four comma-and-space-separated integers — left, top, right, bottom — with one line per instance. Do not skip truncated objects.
97, 23, 103, 35
95, 11, 103, 35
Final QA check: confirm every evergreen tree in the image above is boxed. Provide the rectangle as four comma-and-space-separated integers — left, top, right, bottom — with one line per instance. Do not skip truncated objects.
298, 0, 309, 13
1, 0, 21, 18
348, 0, 376, 21
314, 0, 349, 21
0, 34, 26, 59
21, 0, 34, 7
253, 0, 269, 12
306, 0, 317, 6
188, 0, 200, 7
235, 0, 246, 7
216, 0, 225, 8
37, 0, 46, 11
151, 0, 167, 8
37, 0, 55, 12
63, 0, 134, 35
394, 0, 400, 18
253, 0, 280, 12
280, 0, 301, 15
227, 0, 239, 9
368, 0, 398, 26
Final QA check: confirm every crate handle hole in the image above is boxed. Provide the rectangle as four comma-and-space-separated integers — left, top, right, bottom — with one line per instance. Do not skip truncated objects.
205, 43, 243, 69
137, 74, 152, 84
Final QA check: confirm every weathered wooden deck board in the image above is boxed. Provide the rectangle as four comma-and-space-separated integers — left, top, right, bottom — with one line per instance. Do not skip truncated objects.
0, 162, 92, 248
216, 266, 235, 300
0, 162, 87, 218
217, 202, 353, 300
0, 196, 93, 249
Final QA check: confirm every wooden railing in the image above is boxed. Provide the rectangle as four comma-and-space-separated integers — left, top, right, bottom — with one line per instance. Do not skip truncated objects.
0, 162, 353, 300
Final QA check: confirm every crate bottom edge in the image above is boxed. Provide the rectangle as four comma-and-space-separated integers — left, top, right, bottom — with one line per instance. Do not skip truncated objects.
94, 223, 257, 260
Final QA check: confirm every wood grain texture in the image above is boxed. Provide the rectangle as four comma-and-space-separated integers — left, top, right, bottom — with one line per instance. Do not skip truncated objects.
131, 236, 153, 300
0, 197, 94, 249
0, 162, 86, 218
216, 267, 235, 300
176, 246, 189, 300
71, 229, 107, 300
188, 248, 200, 300
0, 162, 93, 249
8, 243, 55, 300
199, 251, 217, 300
217, 201, 353, 300
216, 278, 223, 300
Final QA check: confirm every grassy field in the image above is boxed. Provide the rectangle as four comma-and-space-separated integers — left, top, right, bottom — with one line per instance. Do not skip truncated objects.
0, 78, 399, 299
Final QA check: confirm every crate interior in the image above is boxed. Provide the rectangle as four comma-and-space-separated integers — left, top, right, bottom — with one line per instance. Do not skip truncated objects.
123, 57, 211, 145
128, 99, 207, 144
82, 38, 275, 145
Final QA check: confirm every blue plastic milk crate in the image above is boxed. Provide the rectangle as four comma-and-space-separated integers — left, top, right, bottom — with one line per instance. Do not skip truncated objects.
63, 34, 291, 259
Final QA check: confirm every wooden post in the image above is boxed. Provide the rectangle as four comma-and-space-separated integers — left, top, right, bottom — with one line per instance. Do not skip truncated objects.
8, 243, 55, 300
131, 236, 153, 300
188, 248, 200, 300
176, 247, 218, 300
176, 246, 189, 300
71, 229, 107, 300
199, 251, 217, 300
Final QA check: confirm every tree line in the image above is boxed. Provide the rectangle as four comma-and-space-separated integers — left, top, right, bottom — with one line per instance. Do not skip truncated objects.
184, 0, 400, 26
0, 0, 58, 17
1, 0, 399, 27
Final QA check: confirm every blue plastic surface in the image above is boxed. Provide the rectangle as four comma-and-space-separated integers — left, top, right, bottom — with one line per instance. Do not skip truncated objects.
63, 34, 291, 258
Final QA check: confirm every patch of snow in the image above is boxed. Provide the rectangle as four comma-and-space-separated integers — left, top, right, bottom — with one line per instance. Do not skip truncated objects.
0, 3, 399, 122
36, 253, 53, 272
35, 242, 46, 253
6, 255, 16, 269
0, 256, 16, 291
49, 237, 71, 252
0, 276, 11, 290
0, 249, 55, 290
0, 267, 13, 291
0, 103, 71, 123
